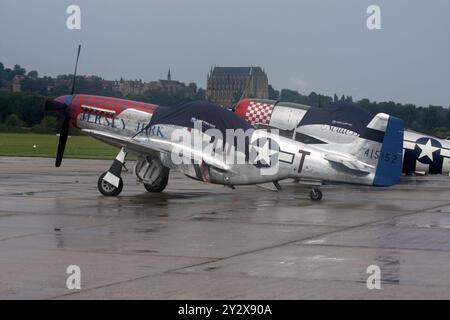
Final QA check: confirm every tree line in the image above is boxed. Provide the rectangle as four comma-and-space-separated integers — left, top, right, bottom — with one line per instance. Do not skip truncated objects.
0, 62, 205, 133
0, 62, 449, 138
269, 87, 450, 138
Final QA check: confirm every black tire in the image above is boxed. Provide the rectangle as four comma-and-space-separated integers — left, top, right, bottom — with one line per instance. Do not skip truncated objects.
97, 172, 123, 196
143, 169, 169, 193
310, 188, 322, 201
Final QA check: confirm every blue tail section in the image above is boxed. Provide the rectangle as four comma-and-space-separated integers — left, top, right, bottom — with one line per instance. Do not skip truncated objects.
373, 116, 404, 186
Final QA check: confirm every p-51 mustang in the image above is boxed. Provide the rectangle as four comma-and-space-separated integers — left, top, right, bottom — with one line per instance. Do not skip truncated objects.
45, 46, 404, 200
46, 93, 404, 200
235, 98, 450, 176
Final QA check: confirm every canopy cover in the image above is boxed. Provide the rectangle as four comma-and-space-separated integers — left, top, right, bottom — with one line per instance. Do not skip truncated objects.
148, 101, 253, 136
299, 102, 374, 134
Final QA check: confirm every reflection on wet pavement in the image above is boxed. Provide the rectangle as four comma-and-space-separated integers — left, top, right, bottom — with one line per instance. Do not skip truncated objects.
1, 157, 450, 299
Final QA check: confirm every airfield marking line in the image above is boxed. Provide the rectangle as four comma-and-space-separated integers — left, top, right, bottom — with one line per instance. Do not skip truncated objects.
0, 232, 45, 242
164, 201, 450, 274
48, 257, 450, 300
292, 242, 450, 253
45, 271, 204, 300
225, 278, 450, 300
0, 213, 25, 218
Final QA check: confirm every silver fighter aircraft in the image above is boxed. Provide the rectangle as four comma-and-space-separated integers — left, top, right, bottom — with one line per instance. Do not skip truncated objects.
44, 46, 405, 200
235, 98, 450, 176
45, 93, 404, 201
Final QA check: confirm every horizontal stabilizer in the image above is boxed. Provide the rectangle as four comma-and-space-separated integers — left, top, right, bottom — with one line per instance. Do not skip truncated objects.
321, 112, 404, 186
324, 153, 374, 173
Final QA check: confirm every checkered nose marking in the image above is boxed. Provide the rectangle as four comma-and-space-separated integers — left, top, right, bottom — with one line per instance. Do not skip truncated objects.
244, 101, 274, 126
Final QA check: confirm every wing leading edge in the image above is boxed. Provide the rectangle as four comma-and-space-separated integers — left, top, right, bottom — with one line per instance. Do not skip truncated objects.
81, 129, 232, 173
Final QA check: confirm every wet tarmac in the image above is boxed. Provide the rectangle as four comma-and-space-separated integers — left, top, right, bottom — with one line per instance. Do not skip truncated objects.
1, 156, 450, 299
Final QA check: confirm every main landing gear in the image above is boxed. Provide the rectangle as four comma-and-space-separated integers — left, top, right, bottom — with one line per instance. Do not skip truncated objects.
135, 156, 170, 193
97, 149, 171, 197
143, 167, 169, 193
310, 187, 322, 201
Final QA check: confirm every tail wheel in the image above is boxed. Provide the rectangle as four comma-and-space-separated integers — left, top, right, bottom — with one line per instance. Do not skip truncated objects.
144, 169, 169, 193
310, 187, 322, 201
98, 172, 123, 197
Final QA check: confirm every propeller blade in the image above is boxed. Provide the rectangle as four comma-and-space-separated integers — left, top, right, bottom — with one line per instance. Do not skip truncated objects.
70, 44, 81, 95
45, 99, 67, 111
52, 44, 81, 167
55, 117, 70, 167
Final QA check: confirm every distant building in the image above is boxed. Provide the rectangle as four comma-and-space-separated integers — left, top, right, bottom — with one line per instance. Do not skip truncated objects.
113, 69, 187, 95
114, 78, 148, 95
12, 75, 24, 92
206, 66, 269, 108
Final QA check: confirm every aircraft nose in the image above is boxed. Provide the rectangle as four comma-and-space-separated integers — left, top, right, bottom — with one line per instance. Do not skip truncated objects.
45, 95, 70, 112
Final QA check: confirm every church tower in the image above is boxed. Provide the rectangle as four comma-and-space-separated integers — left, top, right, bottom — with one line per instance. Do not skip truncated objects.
167, 68, 171, 81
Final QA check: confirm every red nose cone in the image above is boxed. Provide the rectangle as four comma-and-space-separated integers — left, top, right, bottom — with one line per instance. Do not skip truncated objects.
233, 99, 275, 126
55, 95, 69, 104
234, 98, 253, 119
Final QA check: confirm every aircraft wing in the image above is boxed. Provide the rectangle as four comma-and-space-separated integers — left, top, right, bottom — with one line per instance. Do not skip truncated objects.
81, 129, 167, 157
324, 153, 374, 174
81, 129, 232, 172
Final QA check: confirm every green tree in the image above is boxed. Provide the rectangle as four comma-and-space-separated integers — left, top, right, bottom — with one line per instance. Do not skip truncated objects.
268, 85, 280, 100
32, 115, 58, 133
188, 82, 197, 94
196, 88, 206, 100
27, 70, 38, 78
279, 89, 308, 104
2, 67, 14, 81
21, 77, 45, 93
5, 114, 25, 127
13, 64, 26, 76
308, 92, 318, 106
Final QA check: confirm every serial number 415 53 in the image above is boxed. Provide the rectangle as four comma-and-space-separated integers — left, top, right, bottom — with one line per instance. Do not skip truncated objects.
364, 148, 399, 164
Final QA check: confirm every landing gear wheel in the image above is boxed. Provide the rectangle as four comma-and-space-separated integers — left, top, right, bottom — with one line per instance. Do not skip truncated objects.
98, 172, 123, 196
310, 187, 322, 201
143, 172, 169, 193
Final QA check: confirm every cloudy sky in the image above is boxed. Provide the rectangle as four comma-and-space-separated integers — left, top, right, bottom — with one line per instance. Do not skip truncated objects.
1, 0, 449, 107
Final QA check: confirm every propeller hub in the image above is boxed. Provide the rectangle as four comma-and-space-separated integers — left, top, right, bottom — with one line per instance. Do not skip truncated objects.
44, 95, 72, 116
44, 95, 74, 167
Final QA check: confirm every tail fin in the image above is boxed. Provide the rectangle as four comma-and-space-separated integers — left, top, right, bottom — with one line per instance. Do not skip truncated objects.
349, 113, 404, 186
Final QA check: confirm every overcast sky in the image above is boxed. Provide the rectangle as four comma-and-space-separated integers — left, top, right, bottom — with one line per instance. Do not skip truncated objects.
1, 0, 449, 107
